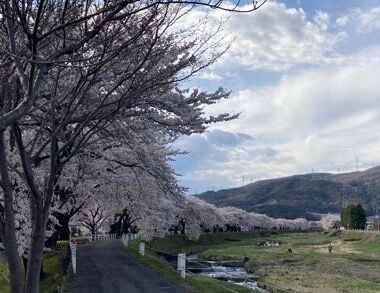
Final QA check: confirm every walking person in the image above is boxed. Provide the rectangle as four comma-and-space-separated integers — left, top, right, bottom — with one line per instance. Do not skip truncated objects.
328, 243, 333, 254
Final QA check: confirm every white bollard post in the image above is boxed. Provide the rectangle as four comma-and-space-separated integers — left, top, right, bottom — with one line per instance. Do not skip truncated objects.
125, 234, 129, 247
139, 242, 145, 256
177, 253, 186, 279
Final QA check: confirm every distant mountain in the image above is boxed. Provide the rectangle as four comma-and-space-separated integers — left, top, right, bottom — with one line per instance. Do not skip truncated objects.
197, 167, 380, 220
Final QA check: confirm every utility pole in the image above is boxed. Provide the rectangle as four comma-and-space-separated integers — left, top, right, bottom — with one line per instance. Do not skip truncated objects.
341, 185, 348, 209
356, 156, 359, 171
376, 192, 380, 231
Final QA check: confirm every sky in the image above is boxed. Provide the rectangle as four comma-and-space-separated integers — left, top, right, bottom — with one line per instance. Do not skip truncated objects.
171, 0, 380, 194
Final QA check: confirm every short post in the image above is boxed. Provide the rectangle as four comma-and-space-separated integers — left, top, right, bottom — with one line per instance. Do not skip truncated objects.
69, 240, 77, 274
139, 242, 145, 256
177, 253, 186, 279
123, 234, 129, 247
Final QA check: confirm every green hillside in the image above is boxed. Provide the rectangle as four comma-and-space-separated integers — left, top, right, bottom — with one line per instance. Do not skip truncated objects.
197, 167, 380, 220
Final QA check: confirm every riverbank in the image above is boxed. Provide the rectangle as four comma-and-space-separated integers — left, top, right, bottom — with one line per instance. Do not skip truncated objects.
124, 240, 255, 292
148, 231, 380, 292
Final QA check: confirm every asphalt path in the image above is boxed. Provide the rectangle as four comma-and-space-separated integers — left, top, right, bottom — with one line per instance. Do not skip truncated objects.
70, 240, 185, 293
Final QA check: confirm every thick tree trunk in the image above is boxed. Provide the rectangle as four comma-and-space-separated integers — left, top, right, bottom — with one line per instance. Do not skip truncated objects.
1, 234, 23, 293
12, 122, 58, 293
25, 213, 46, 293
0, 132, 23, 293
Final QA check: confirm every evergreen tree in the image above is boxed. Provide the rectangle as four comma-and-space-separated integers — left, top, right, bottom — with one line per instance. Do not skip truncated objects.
341, 204, 367, 229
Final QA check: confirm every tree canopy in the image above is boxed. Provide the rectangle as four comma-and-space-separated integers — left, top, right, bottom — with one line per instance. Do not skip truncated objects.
341, 204, 367, 230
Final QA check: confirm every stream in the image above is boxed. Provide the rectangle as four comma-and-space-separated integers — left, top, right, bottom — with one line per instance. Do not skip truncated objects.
157, 252, 268, 292
187, 258, 268, 292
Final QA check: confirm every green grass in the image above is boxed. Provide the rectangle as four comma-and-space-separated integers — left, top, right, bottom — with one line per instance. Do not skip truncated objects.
0, 264, 9, 293
124, 240, 256, 293
0, 242, 70, 293
146, 231, 380, 293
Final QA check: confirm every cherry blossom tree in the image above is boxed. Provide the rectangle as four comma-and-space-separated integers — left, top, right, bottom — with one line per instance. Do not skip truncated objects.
0, 1, 268, 291
181, 196, 225, 240
320, 214, 341, 230
81, 203, 106, 235
176, 198, 311, 240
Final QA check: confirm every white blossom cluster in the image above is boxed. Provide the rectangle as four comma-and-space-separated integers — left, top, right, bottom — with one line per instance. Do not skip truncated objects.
116, 194, 313, 241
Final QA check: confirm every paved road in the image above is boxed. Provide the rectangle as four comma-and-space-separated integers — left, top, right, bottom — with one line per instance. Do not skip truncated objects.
71, 240, 185, 293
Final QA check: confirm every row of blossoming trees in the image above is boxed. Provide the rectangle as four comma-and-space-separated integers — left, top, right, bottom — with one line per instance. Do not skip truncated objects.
0, 0, 272, 292
101, 193, 314, 241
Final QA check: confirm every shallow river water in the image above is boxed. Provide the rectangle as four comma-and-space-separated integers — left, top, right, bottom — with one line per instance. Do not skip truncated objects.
196, 262, 268, 292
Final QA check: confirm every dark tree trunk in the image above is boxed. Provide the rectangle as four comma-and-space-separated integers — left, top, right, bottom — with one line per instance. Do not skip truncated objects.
25, 213, 47, 293
0, 132, 24, 293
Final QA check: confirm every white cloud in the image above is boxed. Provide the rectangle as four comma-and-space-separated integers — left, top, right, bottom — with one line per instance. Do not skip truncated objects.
358, 6, 380, 32
173, 3, 380, 193
217, 2, 345, 71
175, 2, 345, 72
313, 10, 330, 31
176, 48, 380, 192
333, 6, 380, 33
197, 71, 224, 81
336, 16, 348, 26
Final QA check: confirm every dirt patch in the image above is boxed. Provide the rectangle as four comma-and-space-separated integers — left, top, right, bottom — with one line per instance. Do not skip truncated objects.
314, 240, 359, 254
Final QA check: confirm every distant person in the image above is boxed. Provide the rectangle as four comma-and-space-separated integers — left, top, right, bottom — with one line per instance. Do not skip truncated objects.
328, 243, 333, 254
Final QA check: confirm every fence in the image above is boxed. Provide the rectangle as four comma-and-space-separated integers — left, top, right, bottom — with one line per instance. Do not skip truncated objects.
88, 233, 117, 242
345, 229, 380, 233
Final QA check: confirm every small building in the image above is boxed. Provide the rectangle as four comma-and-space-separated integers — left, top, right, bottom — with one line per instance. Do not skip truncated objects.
374, 218, 380, 232
366, 216, 374, 230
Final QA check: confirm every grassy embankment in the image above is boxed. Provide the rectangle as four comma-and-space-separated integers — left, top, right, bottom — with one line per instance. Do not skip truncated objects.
147, 231, 380, 293
125, 240, 254, 293
0, 241, 70, 293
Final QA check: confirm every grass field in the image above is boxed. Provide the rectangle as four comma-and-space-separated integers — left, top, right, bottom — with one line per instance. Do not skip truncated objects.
149, 231, 380, 293
0, 241, 70, 293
